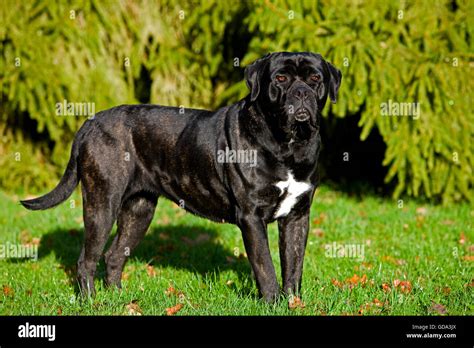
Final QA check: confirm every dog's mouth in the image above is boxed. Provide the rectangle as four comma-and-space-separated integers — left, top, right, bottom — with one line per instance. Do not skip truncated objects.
294, 108, 310, 122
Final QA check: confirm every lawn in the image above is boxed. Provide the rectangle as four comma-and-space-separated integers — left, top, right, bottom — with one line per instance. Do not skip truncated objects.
0, 186, 472, 315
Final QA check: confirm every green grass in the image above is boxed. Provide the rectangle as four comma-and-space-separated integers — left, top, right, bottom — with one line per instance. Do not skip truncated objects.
0, 187, 472, 315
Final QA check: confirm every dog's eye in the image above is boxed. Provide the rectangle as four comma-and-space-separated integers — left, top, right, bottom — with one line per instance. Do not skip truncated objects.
310, 74, 321, 82
275, 75, 287, 82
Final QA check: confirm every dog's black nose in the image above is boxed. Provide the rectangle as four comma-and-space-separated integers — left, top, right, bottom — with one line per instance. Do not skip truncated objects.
294, 87, 310, 100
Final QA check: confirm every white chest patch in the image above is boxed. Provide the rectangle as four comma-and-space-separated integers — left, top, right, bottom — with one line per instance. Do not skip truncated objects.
274, 171, 312, 218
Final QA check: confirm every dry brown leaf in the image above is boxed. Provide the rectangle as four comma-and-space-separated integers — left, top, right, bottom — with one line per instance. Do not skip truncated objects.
288, 296, 305, 310
430, 302, 447, 315
442, 287, 451, 295
462, 255, 474, 261
331, 279, 343, 288
441, 220, 455, 226
57, 307, 63, 315
125, 300, 142, 315
393, 279, 412, 293
195, 233, 211, 244
2, 285, 14, 297
416, 215, 425, 228
311, 228, 324, 238
165, 286, 177, 297
382, 283, 391, 292
19, 230, 32, 244
373, 298, 383, 307
416, 207, 428, 215
165, 303, 184, 315
312, 213, 327, 225
158, 233, 170, 240
226, 255, 236, 264
146, 265, 157, 277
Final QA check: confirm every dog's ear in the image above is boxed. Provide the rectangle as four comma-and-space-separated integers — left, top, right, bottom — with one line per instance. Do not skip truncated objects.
326, 61, 342, 104
245, 53, 272, 102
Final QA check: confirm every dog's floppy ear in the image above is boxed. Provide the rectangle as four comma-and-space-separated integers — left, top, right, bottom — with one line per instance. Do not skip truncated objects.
326, 61, 342, 104
245, 53, 272, 102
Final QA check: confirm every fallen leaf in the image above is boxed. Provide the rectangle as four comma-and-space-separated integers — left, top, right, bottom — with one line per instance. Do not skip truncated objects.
462, 255, 474, 261
158, 233, 170, 240
346, 274, 367, 287
416, 215, 425, 228
68, 229, 80, 236
146, 265, 157, 277
331, 279, 343, 288
195, 233, 211, 244
19, 230, 32, 244
358, 298, 386, 314
393, 280, 412, 293
396, 259, 407, 266
165, 303, 183, 315
382, 283, 391, 292
416, 207, 428, 215
441, 220, 455, 226
312, 213, 327, 225
311, 228, 324, 238
226, 256, 236, 264
288, 296, 305, 310
57, 307, 63, 315
430, 302, 447, 315
373, 298, 383, 307
2, 285, 14, 297
165, 286, 177, 297
442, 287, 451, 295
125, 300, 142, 315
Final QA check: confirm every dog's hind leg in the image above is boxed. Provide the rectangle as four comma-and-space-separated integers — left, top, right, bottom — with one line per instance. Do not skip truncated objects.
104, 194, 158, 288
77, 189, 119, 298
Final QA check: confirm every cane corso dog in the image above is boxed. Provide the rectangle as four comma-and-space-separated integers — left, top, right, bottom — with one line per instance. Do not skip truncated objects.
21, 52, 342, 302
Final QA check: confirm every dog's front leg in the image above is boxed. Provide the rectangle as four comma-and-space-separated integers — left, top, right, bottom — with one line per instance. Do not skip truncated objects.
277, 197, 311, 296
237, 214, 280, 302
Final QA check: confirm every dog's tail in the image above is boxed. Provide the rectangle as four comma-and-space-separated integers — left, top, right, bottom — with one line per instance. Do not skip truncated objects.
20, 122, 89, 210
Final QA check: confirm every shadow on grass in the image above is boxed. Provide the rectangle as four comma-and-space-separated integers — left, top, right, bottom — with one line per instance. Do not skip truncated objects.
33, 224, 253, 296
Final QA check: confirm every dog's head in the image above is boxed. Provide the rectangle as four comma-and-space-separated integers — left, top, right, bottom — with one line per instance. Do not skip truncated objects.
245, 52, 342, 132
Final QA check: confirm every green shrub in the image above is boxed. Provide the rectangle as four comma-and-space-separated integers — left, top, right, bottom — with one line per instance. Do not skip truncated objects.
1, 0, 472, 204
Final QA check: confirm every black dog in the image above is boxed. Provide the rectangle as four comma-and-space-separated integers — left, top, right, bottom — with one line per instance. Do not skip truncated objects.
21, 52, 341, 302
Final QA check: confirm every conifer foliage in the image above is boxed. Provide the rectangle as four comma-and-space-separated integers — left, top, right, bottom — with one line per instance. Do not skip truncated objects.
1, 0, 472, 203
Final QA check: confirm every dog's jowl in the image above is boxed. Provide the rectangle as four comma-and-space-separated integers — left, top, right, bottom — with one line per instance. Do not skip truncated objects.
21, 52, 342, 302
